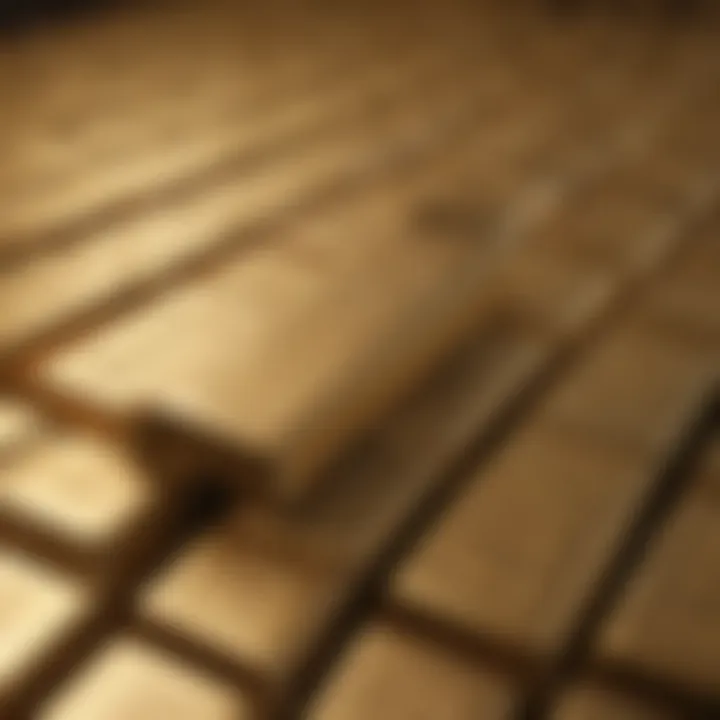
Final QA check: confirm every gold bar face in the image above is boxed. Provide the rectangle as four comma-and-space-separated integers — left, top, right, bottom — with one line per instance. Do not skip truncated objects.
39, 637, 251, 720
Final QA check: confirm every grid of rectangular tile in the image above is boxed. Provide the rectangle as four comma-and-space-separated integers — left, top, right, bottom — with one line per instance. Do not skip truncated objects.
0, 545, 92, 710
391, 421, 660, 664
38, 635, 251, 720
0, 432, 158, 567
130, 321, 547, 690
34, 74, 714, 499
1, 3, 481, 250
595, 439, 720, 697
0, 54, 497, 353
534, 318, 715, 456
306, 620, 516, 720
0, 1, 717, 719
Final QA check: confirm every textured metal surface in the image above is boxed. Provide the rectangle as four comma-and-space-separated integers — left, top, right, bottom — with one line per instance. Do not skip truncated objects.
0, 1, 718, 718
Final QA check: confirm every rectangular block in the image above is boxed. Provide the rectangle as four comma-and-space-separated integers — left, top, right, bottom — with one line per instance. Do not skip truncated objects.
0, 54, 502, 354
39, 636, 251, 720
1, 6, 462, 248
38, 108, 564, 501
552, 684, 676, 720
391, 421, 661, 663
3, 42, 459, 241
306, 621, 515, 720
6, 9, 464, 172
0, 20, 651, 360
0, 546, 91, 704
596, 439, 720, 696
137, 321, 549, 685
535, 319, 715, 457
142, 519, 342, 683
0, 433, 156, 564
